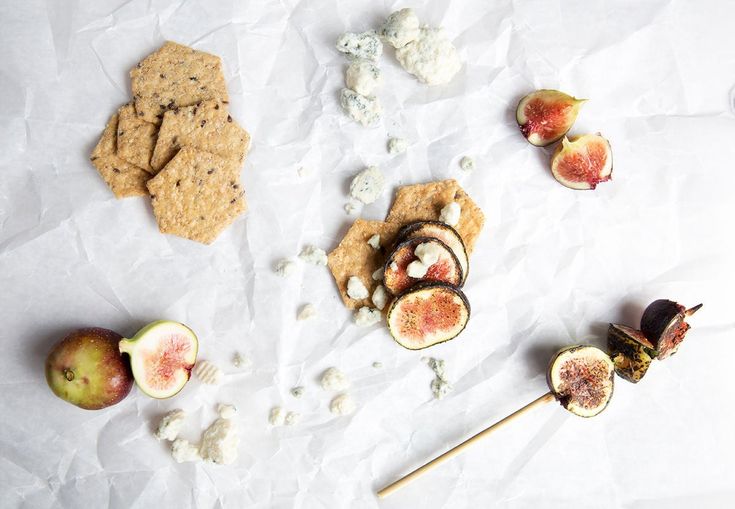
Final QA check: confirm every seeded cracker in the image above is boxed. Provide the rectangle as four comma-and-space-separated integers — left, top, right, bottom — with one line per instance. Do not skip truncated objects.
151, 100, 250, 172
90, 112, 150, 198
327, 220, 401, 310
385, 179, 485, 253
116, 103, 157, 173
146, 147, 246, 244
130, 41, 229, 125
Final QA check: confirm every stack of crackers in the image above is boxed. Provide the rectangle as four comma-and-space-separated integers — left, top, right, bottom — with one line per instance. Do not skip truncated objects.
90, 41, 251, 244
328, 179, 484, 310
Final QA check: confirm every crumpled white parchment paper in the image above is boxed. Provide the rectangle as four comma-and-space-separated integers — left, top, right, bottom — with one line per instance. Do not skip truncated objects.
1, 0, 735, 508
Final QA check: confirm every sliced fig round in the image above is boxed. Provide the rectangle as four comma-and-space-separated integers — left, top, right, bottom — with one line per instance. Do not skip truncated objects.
386, 282, 470, 350
516, 89, 585, 147
607, 324, 656, 383
119, 320, 198, 399
550, 134, 612, 190
397, 221, 469, 284
383, 237, 462, 295
547, 345, 614, 418
640, 300, 703, 360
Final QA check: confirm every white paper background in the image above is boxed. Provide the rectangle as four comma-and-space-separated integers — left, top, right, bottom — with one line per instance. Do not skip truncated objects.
2, 0, 735, 507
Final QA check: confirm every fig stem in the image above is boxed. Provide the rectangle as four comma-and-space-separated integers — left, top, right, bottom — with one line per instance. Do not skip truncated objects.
377, 391, 555, 499
685, 304, 703, 317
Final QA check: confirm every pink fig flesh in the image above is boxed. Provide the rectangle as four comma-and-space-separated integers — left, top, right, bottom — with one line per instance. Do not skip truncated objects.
516, 89, 585, 147
551, 134, 612, 190
640, 300, 702, 359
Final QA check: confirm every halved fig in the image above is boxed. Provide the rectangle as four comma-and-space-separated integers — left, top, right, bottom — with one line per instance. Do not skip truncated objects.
550, 134, 612, 190
383, 237, 462, 295
607, 324, 656, 383
516, 89, 585, 147
397, 221, 469, 284
386, 282, 470, 350
640, 300, 703, 360
119, 320, 198, 399
547, 345, 614, 418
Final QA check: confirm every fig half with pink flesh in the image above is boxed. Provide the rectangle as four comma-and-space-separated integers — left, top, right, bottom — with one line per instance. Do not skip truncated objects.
547, 345, 614, 418
383, 237, 462, 295
119, 320, 198, 399
516, 89, 586, 147
397, 221, 470, 284
551, 134, 613, 190
640, 300, 703, 360
386, 282, 470, 350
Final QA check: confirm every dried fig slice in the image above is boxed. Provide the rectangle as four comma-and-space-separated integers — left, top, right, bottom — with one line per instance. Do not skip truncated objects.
550, 134, 612, 190
547, 345, 614, 418
119, 320, 198, 399
386, 282, 470, 350
383, 237, 462, 295
640, 300, 703, 360
396, 221, 470, 284
516, 89, 585, 147
607, 324, 656, 383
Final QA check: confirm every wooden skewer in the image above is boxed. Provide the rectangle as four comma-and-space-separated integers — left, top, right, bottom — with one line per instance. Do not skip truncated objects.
377, 391, 556, 499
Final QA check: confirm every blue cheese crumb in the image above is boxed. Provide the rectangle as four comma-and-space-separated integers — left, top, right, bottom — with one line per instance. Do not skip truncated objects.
388, 137, 408, 154
340, 88, 382, 126
349, 166, 384, 204
346, 59, 383, 96
460, 156, 475, 172
336, 31, 383, 61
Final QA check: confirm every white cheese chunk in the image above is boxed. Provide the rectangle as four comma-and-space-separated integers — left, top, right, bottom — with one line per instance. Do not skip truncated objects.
439, 201, 461, 227
406, 260, 428, 279
340, 88, 382, 126
299, 245, 328, 266
346, 59, 383, 96
171, 438, 201, 463
320, 367, 350, 392
336, 31, 383, 61
372, 285, 388, 310
372, 267, 384, 281
395, 27, 461, 85
330, 393, 357, 416
460, 156, 475, 172
155, 409, 186, 441
354, 306, 382, 327
367, 234, 381, 249
347, 276, 369, 300
380, 8, 421, 49
284, 411, 301, 426
200, 418, 239, 465
275, 258, 297, 277
387, 137, 408, 154
269, 406, 286, 426
217, 404, 237, 419
349, 166, 384, 204
297, 303, 317, 321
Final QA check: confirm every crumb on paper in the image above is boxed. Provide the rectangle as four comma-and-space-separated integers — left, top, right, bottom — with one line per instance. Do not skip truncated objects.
275, 258, 297, 277
297, 303, 317, 321
354, 306, 382, 327
200, 417, 239, 465
372, 361, 383, 369
217, 403, 237, 419
425, 357, 453, 400
387, 137, 408, 154
284, 411, 301, 426
232, 352, 251, 369
290, 386, 305, 398
320, 367, 350, 392
269, 406, 286, 426
155, 409, 186, 441
171, 438, 201, 463
330, 393, 356, 416
460, 156, 475, 172
349, 166, 385, 204
299, 245, 328, 266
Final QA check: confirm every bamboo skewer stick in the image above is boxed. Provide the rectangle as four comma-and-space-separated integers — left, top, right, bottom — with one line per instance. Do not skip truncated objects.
377, 391, 556, 499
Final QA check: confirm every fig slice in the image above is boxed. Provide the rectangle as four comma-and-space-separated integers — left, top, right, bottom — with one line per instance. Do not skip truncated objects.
607, 324, 656, 383
386, 282, 470, 350
383, 237, 462, 295
547, 345, 614, 418
640, 300, 703, 360
119, 320, 198, 399
550, 134, 613, 190
516, 89, 585, 147
396, 221, 470, 284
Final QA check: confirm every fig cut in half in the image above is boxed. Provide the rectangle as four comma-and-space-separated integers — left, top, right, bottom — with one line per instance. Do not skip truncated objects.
640, 300, 703, 360
383, 237, 462, 295
551, 134, 612, 190
516, 89, 585, 147
386, 282, 470, 350
607, 324, 656, 383
397, 221, 470, 284
547, 345, 614, 418
119, 320, 198, 399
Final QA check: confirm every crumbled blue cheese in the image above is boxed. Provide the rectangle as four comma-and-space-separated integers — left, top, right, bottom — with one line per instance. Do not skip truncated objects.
426, 357, 453, 400
217, 404, 237, 419
275, 258, 297, 277
297, 303, 317, 321
269, 406, 286, 426
346, 59, 383, 96
439, 202, 461, 227
388, 137, 408, 154
299, 245, 328, 266
200, 417, 239, 465
380, 8, 420, 49
372, 361, 383, 369
372, 285, 388, 310
460, 156, 475, 172
347, 276, 369, 300
171, 438, 201, 463
330, 393, 357, 416
290, 386, 305, 398
407, 241, 443, 278
354, 306, 382, 326
406, 260, 428, 278
372, 267, 384, 281
284, 411, 301, 426
320, 367, 350, 392
336, 31, 383, 61
155, 409, 186, 441
232, 352, 251, 369
395, 27, 462, 85
349, 166, 384, 204
367, 234, 381, 249
340, 88, 382, 126
344, 202, 359, 215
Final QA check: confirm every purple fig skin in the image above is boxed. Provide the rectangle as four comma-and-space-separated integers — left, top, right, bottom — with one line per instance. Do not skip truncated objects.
640, 300, 703, 360
45, 327, 134, 410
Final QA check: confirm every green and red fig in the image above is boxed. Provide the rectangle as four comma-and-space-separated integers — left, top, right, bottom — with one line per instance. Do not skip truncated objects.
45, 327, 134, 410
119, 320, 198, 398
640, 300, 702, 360
516, 89, 585, 147
550, 134, 612, 190
547, 345, 614, 418
607, 323, 656, 383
